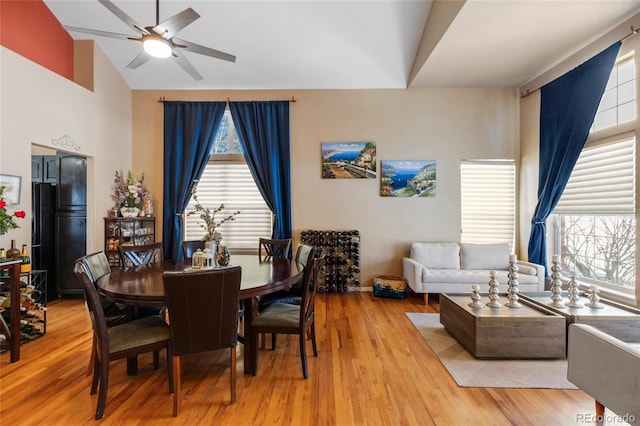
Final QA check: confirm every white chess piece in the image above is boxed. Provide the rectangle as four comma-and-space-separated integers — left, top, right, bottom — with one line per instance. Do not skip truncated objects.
486, 271, 502, 308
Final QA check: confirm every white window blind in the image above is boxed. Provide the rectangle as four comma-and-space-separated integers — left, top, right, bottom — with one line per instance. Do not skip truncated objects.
184, 162, 273, 251
461, 160, 515, 249
554, 137, 635, 214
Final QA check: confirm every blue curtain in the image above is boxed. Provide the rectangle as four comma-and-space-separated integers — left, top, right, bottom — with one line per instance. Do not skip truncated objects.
527, 42, 621, 273
163, 101, 226, 260
228, 101, 292, 244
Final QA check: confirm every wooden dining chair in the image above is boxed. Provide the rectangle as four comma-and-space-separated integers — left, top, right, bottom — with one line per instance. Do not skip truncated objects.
74, 259, 173, 420
258, 238, 291, 262
75, 252, 130, 377
181, 240, 205, 260
250, 247, 324, 379
118, 242, 163, 267
162, 266, 242, 416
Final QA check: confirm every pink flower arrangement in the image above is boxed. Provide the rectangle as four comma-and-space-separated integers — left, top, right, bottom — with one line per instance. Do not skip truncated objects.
0, 185, 25, 234
111, 170, 149, 208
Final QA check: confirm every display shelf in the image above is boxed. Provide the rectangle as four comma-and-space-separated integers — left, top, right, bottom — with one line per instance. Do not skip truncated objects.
300, 229, 360, 293
104, 217, 156, 266
0, 269, 47, 353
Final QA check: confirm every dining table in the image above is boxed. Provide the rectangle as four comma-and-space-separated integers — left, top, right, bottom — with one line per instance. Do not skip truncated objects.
97, 254, 304, 375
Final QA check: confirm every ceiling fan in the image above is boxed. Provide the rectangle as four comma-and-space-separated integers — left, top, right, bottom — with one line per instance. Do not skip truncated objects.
63, 0, 236, 81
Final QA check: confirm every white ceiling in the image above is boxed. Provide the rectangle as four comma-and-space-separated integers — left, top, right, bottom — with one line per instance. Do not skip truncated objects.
42, 0, 640, 91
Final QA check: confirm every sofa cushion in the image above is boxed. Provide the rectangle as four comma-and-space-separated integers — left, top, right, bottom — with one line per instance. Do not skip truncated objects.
460, 243, 510, 270
411, 243, 460, 270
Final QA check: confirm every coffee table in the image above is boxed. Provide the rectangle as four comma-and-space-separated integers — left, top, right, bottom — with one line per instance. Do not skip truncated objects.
439, 293, 566, 359
520, 292, 640, 342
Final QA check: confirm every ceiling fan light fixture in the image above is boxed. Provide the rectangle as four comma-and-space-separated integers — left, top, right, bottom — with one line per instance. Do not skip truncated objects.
143, 35, 172, 58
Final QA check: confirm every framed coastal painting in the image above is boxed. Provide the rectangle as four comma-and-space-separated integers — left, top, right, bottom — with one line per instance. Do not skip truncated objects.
0, 174, 21, 204
380, 160, 436, 197
321, 142, 376, 179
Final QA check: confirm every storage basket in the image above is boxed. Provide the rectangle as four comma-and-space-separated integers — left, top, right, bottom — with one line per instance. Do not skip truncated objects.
373, 275, 407, 299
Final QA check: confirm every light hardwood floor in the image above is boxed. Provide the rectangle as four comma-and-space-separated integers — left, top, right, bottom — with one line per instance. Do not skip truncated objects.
1, 292, 597, 425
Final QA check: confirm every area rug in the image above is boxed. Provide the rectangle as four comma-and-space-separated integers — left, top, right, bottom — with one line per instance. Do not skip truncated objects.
406, 313, 577, 389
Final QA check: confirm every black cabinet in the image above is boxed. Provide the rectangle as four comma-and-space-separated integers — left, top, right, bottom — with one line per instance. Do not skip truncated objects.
55, 212, 86, 296
31, 156, 57, 183
56, 154, 86, 211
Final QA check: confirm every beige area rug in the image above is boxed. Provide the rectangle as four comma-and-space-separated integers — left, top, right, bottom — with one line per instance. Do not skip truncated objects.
406, 313, 578, 389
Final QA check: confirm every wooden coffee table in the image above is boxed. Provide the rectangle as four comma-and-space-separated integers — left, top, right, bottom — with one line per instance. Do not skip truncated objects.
439, 293, 567, 359
520, 292, 640, 342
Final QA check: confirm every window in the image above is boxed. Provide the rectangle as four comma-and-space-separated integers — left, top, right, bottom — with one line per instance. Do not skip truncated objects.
591, 55, 635, 132
460, 160, 515, 250
184, 110, 272, 252
553, 48, 637, 294
553, 137, 636, 292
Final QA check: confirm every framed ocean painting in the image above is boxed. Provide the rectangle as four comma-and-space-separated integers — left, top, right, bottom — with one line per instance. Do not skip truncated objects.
321, 142, 376, 179
380, 160, 436, 197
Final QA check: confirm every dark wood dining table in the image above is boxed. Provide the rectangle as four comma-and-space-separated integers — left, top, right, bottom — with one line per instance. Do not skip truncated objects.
97, 254, 304, 375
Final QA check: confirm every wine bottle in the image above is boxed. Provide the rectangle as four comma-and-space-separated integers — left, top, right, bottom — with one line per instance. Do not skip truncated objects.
20, 244, 31, 273
6, 240, 20, 259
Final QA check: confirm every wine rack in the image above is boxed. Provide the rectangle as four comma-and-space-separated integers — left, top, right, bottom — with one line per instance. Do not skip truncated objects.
0, 269, 47, 352
300, 229, 360, 293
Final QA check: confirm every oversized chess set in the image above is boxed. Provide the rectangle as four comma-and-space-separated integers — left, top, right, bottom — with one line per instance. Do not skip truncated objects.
439, 254, 640, 359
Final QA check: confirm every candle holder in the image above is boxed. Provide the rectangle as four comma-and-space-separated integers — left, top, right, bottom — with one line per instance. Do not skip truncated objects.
565, 272, 583, 308
486, 271, 502, 308
505, 254, 521, 308
549, 254, 565, 308
585, 285, 605, 309
468, 284, 484, 309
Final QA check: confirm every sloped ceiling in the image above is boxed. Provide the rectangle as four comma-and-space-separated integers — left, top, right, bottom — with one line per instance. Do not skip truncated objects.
42, 0, 640, 90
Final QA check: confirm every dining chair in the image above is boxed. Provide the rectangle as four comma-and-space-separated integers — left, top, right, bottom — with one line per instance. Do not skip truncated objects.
75, 251, 130, 377
162, 266, 242, 416
118, 241, 163, 267
74, 259, 173, 420
181, 240, 206, 260
258, 238, 291, 262
250, 247, 324, 379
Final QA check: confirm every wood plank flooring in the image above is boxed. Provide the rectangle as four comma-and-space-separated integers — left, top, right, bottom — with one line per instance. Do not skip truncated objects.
1, 292, 597, 425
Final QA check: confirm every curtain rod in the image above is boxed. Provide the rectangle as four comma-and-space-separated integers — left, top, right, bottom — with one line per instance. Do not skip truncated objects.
157, 96, 296, 103
520, 25, 640, 98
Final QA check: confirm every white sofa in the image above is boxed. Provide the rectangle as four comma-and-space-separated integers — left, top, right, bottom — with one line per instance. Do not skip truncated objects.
567, 324, 640, 424
402, 242, 545, 304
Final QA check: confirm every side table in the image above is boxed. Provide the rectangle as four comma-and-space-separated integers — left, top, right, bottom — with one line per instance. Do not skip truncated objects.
0, 259, 22, 363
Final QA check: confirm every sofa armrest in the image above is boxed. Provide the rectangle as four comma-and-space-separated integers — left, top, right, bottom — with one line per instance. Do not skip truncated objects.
517, 260, 545, 291
567, 324, 640, 420
402, 257, 426, 292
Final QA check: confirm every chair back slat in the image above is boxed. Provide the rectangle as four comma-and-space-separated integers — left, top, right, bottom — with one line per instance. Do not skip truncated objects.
259, 238, 291, 262
74, 259, 110, 360
299, 248, 324, 327
119, 242, 163, 267
163, 266, 242, 356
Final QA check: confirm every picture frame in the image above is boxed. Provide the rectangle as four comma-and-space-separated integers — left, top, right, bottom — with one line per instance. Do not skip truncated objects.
0, 174, 22, 204
322, 142, 377, 179
380, 160, 436, 197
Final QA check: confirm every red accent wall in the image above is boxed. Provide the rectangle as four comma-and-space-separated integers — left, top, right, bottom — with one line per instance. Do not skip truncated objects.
0, 0, 74, 80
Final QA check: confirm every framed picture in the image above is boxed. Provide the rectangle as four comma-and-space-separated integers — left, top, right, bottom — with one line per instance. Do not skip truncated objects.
322, 142, 376, 179
0, 174, 21, 204
380, 160, 436, 197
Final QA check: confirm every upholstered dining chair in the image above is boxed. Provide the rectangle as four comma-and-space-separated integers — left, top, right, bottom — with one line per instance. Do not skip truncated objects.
162, 266, 242, 416
258, 238, 291, 262
74, 259, 173, 420
118, 241, 163, 267
181, 240, 205, 260
75, 252, 130, 377
250, 247, 324, 379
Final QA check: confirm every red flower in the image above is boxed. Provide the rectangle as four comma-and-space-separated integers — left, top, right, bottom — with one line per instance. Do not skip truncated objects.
14, 210, 26, 219
0, 200, 5, 209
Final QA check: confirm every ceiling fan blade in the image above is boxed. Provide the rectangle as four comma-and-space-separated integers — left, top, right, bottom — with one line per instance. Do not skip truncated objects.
152, 8, 199, 39
63, 25, 137, 41
173, 49, 203, 81
172, 38, 236, 63
98, 0, 149, 35
126, 51, 152, 69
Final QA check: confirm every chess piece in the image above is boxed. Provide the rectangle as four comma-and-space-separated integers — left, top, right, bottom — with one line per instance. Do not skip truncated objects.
505, 254, 521, 308
486, 271, 502, 308
468, 284, 484, 309
565, 271, 583, 308
549, 254, 565, 308
585, 285, 605, 309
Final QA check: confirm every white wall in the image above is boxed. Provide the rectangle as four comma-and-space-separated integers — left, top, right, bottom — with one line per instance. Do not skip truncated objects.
132, 88, 520, 285
0, 46, 132, 253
